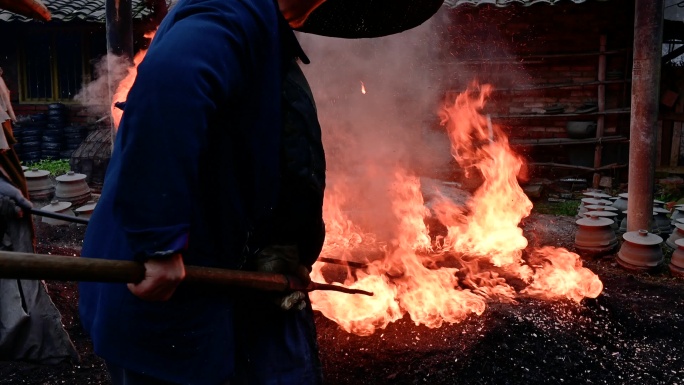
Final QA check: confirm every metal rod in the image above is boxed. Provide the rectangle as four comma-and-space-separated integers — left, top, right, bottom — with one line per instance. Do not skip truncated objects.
28, 208, 90, 225
0, 251, 373, 296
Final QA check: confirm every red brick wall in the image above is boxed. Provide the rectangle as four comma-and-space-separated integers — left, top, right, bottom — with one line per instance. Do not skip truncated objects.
444, 0, 634, 142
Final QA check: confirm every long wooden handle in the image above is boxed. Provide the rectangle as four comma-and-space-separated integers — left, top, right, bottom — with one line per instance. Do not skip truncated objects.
0, 251, 373, 296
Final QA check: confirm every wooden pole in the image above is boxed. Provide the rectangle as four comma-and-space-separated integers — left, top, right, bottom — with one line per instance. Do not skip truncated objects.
593, 35, 607, 189
0, 251, 373, 296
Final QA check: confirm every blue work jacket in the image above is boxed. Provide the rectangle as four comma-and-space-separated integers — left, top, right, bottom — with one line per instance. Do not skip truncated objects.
79, 0, 319, 383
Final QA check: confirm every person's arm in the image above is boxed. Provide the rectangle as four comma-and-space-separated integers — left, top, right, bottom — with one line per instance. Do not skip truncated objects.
112, 1, 274, 300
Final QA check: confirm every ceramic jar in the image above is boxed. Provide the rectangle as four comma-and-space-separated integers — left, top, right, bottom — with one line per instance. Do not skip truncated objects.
666, 223, 684, 249
653, 207, 672, 235
583, 210, 619, 231
74, 200, 97, 221
574, 215, 618, 256
24, 168, 54, 201
619, 210, 659, 235
40, 200, 75, 226
582, 191, 612, 199
617, 230, 663, 271
671, 207, 684, 226
670, 238, 684, 277
611, 193, 629, 213
55, 171, 91, 205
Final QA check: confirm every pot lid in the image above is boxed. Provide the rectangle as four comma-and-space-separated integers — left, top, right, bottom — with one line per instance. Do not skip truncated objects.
582, 191, 612, 199
675, 238, 684, 248
41, 200, 72, 213
675, 223, 684, 231
621, 210, 658, 216
653, 199, 665, 205
618, 193, 629, 199
56, 171, 87, 182
622, 230, 663, 245
597, 199, 614, 206
584, 210, 617, 218
576, 215, 613, 227
676, 218, 684, 225
581, 198, 603, 205
653, 207, 671, 214
609, 197, 619, 201
585, 205, 618, 211
75, 201, 97, 213
25, 168, 50, 178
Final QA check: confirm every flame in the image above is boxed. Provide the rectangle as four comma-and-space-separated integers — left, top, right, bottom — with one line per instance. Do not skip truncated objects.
360, 81, 366, 94
311, 82, 602, 335
111, 30, 156, 129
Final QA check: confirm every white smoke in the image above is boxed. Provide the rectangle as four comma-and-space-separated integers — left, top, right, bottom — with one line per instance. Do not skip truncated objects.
298, 9, 457, 240
73, 53, 131, 117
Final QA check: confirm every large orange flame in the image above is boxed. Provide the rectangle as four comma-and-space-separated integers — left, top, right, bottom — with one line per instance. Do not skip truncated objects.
107, 39, 602, 335
311, 82, 602, 335
111, 30, 156, 129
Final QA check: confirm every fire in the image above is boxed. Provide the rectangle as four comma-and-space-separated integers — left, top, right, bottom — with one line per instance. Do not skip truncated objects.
311, 82, 602, 335
107, 32, 602, 334
111, 29, 156, 129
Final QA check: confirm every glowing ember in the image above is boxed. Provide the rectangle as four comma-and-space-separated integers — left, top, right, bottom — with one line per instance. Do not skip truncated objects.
111, 29, 156, 129
360, 81, 366, 94
311, 82, 602, 335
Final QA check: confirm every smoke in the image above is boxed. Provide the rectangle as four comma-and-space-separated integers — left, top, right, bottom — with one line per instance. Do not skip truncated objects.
298, 9, 458, 241
73, 53, 131, 117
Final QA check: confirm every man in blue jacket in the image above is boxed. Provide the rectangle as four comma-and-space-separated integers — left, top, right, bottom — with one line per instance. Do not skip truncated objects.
79, 0, 443, 384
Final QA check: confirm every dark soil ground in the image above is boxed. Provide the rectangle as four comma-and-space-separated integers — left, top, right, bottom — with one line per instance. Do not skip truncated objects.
2, 211, 684, 385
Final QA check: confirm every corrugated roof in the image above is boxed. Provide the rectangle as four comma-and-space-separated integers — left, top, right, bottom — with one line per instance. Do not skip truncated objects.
0, 0, 154, 23
444, 0, 590, 7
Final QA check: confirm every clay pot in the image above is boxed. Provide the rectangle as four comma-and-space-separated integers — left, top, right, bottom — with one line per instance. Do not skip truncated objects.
578, 198, 611, 217
666, 223, 684, 249
611, 193, 629, 213
40, 200, 75, 226
74, 200, 97, 221
582, 191, 611, 199
670, 238, 684, 277
653, 207, 672, 235
574, 215, 618, 256
617, 230, 663, 271
24, 168, 54, 201
55, 171, 91, 205
619, 210, 659, 235
582, 210, 619, 231
566, 121, 597, 139
671, 207, 684, 225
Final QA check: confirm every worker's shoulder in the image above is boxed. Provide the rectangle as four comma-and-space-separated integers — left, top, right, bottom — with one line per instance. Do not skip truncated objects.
170, 0, 277, 26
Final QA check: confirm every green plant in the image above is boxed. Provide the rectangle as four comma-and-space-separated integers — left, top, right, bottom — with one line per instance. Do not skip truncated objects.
532, 200, 580, 216
22, 159, 72, 177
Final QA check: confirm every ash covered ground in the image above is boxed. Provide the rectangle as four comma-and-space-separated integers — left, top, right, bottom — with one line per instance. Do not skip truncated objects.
1, 213, 684, 385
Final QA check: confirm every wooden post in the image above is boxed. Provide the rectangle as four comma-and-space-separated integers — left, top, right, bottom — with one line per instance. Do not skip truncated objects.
106, 0, 134, 147
593, 35, 607, 189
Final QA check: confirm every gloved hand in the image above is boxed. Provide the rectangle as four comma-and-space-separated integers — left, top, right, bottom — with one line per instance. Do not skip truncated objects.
0, 178, 32, 218
254, 244, 311, 311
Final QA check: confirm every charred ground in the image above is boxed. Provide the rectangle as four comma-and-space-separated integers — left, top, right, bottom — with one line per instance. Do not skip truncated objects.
1, 213, 684, 385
